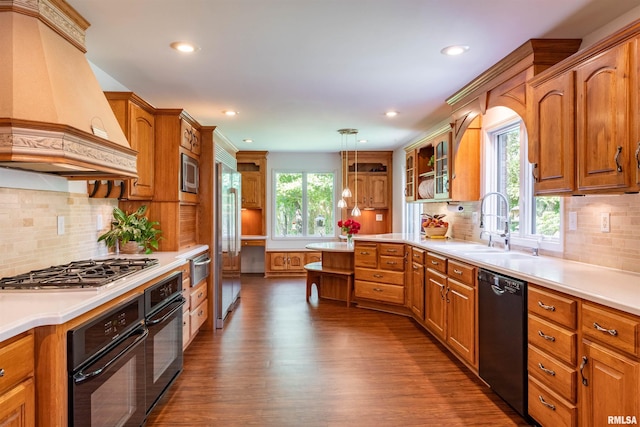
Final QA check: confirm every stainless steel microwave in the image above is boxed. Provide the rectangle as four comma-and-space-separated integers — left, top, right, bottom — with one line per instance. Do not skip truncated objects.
181, 153, 199, 194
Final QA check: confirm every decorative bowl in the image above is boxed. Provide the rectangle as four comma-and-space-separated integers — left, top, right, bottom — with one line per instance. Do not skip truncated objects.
423, 226, 448, 238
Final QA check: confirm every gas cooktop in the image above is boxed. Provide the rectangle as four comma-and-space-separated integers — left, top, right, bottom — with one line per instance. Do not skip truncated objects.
0, 258, 159, 290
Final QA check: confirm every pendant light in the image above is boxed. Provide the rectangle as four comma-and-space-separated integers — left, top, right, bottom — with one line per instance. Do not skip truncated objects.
339, 129, 352, 199
350, 129, 361, 217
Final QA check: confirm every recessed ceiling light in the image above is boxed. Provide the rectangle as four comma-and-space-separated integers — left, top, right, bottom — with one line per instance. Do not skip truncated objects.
358, 139, 368, 144
440, 45, 470, 56
169, 41, 200, 53
223, 110, 239, 116
243, 139, 253, 143
385, 111, 398, 117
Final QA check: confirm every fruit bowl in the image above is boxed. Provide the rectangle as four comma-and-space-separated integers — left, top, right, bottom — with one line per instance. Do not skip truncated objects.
423, 226, 448, 238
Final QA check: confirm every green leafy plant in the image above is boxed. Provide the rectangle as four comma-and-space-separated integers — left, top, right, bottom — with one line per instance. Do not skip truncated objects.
98, 205, 162, 254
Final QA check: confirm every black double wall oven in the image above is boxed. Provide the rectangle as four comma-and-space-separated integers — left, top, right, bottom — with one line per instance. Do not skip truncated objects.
66, 269, 185, 426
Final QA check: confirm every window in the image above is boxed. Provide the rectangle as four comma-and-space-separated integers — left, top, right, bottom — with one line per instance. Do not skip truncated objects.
273, 171, 335, 238
484, 117, 562, 250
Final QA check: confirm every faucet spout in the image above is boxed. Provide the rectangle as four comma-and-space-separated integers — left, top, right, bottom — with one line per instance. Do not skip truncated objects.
479, 192, 511, 251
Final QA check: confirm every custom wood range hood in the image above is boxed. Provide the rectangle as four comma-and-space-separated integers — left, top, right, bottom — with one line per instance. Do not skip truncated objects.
0, 0, 137, 179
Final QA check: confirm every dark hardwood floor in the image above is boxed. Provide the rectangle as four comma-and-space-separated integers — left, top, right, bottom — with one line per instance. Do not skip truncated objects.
146, 275, 530, 426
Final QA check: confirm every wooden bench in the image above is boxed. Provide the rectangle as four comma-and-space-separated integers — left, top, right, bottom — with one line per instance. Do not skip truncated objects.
304, 262, 354, 307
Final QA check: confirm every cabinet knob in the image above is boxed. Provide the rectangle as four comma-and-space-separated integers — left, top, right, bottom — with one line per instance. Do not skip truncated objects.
0, 368, 4, 377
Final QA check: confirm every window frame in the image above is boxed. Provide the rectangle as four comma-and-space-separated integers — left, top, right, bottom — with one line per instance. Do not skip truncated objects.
482, 116, 563, 253
271, 169, 337, 240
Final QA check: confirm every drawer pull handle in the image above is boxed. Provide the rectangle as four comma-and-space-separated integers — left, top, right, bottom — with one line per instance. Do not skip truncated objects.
430, 260, 439, 265
453, 269, 463, 275
537, 301, 556, 311
579, 355, 588, 386
538, 395, 556, 411
359, 251, 370, 255
386, 261, 397, 264
386, 249, 398, 253
198, 310, 204, 316
593, 322, 618, 336
413, 266, 419, 270
198, 292, 203, 298
413, 254, 421, 258
537, 330, 555, 342
537, 363, 556, 376
373, 288, 383, 292
373, 274, 383, 278
0, 368, 4, 377
615, 145, 623, 172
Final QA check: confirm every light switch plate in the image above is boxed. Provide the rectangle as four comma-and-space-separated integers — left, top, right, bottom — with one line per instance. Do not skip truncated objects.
57, 215, 65, 235
568, 212, 577, 231
376, 214, 383, 221
96, 214, 103, 231
600, 212, 610, 233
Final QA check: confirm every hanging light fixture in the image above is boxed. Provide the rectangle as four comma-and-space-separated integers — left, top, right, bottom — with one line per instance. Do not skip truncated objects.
339, 129, 352, 199
350, 129, 361, 217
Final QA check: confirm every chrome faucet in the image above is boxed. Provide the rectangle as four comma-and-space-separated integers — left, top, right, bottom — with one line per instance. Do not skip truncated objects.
479, 192, 511, 251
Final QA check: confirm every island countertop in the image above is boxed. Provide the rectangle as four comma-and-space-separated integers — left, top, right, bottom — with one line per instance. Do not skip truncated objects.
353, 233, 640, 317
0, 245, 208, 342
306, 242, 354, 252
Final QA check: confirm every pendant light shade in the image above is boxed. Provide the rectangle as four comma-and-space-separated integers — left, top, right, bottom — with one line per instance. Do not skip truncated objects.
337, 198, 347, 208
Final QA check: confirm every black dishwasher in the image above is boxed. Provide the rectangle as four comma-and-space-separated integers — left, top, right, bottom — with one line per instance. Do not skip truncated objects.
478, 269, 528, 418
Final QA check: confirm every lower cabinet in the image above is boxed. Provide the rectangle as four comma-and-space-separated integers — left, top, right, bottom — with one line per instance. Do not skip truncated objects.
424, 253, 476, 366
189, 279, 208, 337
409, 247, 426, 319
0, 332, 35, 427
354, 242, 406, 306
265, 251, 321, 277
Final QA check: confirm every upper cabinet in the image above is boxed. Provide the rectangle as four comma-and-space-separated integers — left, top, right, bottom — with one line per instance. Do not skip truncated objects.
237, 151, 268, 236
341, 151, 393, 234
104, 92, 156, 200
529, 29, 640, 195
404, 150, 416, 202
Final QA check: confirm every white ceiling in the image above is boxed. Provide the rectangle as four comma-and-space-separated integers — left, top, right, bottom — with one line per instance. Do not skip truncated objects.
69, 0, 640, 153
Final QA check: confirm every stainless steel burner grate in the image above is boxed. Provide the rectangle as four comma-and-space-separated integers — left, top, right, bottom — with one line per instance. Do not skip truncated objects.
0, 258, 159, 289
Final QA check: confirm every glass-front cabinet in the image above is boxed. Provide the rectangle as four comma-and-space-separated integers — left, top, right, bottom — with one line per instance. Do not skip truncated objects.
434, 135, 450, 199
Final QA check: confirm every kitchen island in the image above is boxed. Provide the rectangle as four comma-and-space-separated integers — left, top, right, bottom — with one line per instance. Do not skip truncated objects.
305, 242, 354, 305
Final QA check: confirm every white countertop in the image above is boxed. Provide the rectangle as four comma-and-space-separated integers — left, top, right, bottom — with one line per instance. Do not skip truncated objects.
306, 242, 354, 252
0, 245, 209, 342
241, 235, 268, 240
355, 234, 640, 317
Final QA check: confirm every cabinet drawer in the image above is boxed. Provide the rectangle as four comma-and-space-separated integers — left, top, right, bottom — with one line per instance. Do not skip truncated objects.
190, 281, 207, 310
528, 285, 577, 329
355, 280, 404, 305
0, 333, 34, 394
411, 247, 425, 265
355, 268, 404, 285
379, 243, 403, 257
529, 315, 577, 365
354, 244, 377, 268
379, 255, 404, 271
242, 239, 266, 247
528, 375, 577, 427
582, 303, 639, 357
447, 259, 475, 286
190, 298, 208, 335
528, 344, 577, 403
426, 252, 447, 274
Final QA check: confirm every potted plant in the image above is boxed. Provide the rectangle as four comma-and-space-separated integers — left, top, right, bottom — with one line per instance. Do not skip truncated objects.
98, 205, 162, 254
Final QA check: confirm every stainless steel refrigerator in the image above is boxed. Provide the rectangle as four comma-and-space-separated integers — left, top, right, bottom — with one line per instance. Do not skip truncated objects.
214, 161, 241, 328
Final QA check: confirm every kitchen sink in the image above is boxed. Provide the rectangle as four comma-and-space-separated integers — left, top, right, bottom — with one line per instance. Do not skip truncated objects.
465, 251, 535, 260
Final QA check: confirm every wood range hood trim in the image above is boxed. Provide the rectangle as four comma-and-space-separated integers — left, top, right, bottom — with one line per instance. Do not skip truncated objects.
0, 0, 138, 179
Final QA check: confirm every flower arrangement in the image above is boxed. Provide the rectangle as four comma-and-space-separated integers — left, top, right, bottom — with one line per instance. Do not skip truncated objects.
338, 218, 361, 238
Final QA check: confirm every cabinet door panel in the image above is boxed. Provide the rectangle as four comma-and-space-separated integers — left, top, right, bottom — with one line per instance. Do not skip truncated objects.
368, 175, 388, 208
241, 172, 262, 208
576, 43, 631, 191
410, 263, 425, 319
531, 71, 575, 194
580, 340, 640, 427
425, 269, 446, 339
446, 279, 475, 365
0, 379, 35, 427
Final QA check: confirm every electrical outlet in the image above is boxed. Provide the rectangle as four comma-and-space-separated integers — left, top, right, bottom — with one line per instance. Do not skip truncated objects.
600, 212, 610, 233
376, 214, 383, 222
57, 215, 65, 235
472, 212, 478, 224
568, 212, 577, 231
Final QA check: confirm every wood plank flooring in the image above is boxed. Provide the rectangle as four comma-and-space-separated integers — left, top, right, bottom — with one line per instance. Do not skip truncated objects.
146, 275, 530, 426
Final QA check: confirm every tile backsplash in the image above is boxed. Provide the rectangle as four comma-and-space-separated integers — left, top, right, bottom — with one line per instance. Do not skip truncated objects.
424, 193, 640, 274
0, 188, 117, 278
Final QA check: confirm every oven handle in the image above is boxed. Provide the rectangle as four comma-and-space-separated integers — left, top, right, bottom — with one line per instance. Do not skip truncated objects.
146, 297, 186, 326
72, 326, 149, 385
193, 257, 212, 266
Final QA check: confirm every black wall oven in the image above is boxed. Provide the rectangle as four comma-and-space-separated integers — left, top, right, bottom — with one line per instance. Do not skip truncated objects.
68, 295, 147, 427
144, 271, 185, 416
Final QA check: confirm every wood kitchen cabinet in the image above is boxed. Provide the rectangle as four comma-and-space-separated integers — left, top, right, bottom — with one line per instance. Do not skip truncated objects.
237, 151, 268, 237
404, 150, 416, 202
579, 302, 640, 427
529, 71, 575, 195
265, 251, 320, 277
341, 151, 393, 234
0, 332, 35, 427
354, 241, 406, 307
409, 247, 426, 320
104, 92, 156, 200
424, 253, 476, 366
